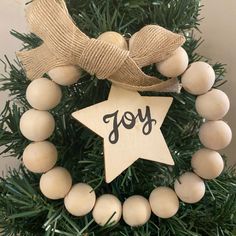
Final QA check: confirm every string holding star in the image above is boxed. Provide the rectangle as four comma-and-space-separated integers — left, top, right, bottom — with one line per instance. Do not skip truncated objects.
72, 85, 174, 183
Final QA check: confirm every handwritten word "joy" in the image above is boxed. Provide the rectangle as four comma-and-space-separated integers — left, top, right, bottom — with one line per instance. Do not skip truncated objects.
103, 106, 157, 144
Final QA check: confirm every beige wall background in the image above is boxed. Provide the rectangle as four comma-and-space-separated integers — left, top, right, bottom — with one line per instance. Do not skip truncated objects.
0, 0, 27, 176
0, 0, 235, 176
196, 0, 236, 165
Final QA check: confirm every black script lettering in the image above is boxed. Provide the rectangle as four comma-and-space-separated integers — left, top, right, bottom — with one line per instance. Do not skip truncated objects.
138, 106, 157, 135
103, 110, 121, 144
103, 106, 157, 144
123, 112, 136, 129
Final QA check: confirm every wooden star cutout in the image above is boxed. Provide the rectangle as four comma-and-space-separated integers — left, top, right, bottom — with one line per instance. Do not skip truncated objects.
72, 85, 174, 183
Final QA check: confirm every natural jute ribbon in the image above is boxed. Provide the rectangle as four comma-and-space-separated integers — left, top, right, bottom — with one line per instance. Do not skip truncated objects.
17, 0, 186, 92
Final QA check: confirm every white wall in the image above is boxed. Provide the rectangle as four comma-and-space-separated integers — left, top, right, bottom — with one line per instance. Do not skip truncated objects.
0, 0, 235, 177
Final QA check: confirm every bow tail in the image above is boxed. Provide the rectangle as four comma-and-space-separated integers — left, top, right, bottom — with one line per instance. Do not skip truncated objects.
26, 0, 88, 50
55, 0, 69, 15
18, 0, 89, 80
17, 44, 68, 80
109, 57, 181, 93
130, 25, 186, 68
110, 78, 181, 93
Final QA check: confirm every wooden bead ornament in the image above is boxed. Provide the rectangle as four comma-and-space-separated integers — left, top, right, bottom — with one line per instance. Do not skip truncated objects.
16, 17, 232, 225
149, 187, 179, 219
48, 65, 81, 86
199, 121, 232, 150
20, 109, 55, 142
191, 149, 224, 180
26, 78, 62, 110
92, 194, 122, 226
64, 183, 96, 216
98, 31, 128, 50
40, 167, 72, 200
181, 61, 215, 95
23, 141, 58, 173
123, 195, 151, 227
174, 172, 205, 203
156, 47, 189, 77
195, 89, 230, 120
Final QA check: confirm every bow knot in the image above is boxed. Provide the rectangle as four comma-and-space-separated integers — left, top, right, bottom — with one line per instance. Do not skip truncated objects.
80, 39, 130, 79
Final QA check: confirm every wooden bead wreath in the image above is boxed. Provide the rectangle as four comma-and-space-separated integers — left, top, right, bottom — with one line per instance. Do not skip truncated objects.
20, 31, 231, 227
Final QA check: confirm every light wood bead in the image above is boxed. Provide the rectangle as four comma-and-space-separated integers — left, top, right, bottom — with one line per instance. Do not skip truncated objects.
181, 61, 215, 95
40, 167, 72, 200
174, 172, 205, 204
20, 109, 55, 142
123, 195, 151, 227
156, 47, 189, 77
26, 78, 62, 110
191, 148, 224, 179
98, 31, 128, 50
23, 141, 57, 173
64, 183, 96, 216
92, 194, 122, 226
195, 89, 230, 120
199, 121, 232, 150
48, 65, 81, 86
149, 187, 179, 219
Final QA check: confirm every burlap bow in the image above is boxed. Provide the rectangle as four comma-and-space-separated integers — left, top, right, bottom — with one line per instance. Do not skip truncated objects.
17, 0, 186, 92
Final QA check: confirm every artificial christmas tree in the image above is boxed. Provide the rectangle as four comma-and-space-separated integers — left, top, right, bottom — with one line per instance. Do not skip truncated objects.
0, 0, 236, 235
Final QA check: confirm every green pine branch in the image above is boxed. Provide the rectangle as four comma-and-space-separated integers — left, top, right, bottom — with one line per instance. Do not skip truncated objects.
0, 168, 235, 235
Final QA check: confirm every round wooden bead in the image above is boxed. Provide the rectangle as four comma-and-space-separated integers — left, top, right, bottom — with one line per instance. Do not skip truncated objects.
191, 148, 224, 179
174, 172, 205, 204
92, 194, 122, 226
149, 187, 179, 219
23, 141, 57, 173
20, 109, 55, 141
64, 183, 96, 217
199, 121, 232, 150
123, 195, 151, 227
156, 47, 189, 77
26, 78, 62, 110
48, 65, 81, 86
196, 89, 230, 120
40, 167, 72, 200
98, 31, 128, 50
181, 61, 215, 95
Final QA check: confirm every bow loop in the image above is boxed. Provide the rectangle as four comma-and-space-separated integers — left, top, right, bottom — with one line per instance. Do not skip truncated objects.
26, 0, 88, 58
130, 25, 185, 68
